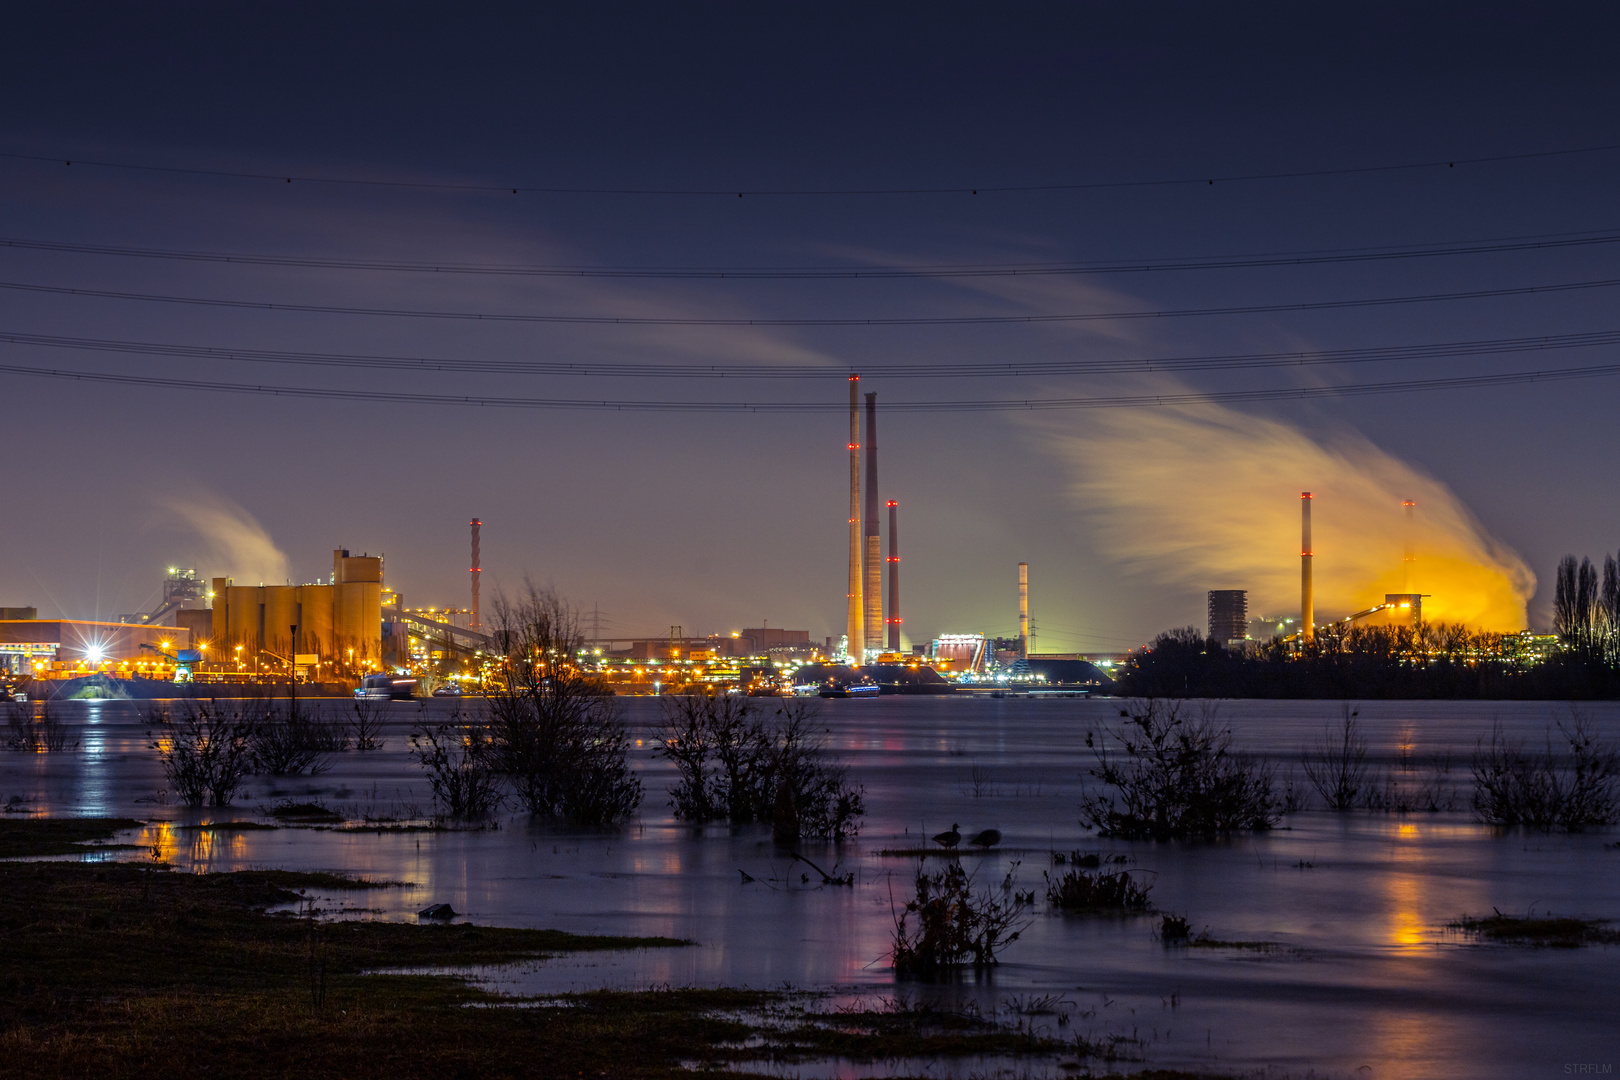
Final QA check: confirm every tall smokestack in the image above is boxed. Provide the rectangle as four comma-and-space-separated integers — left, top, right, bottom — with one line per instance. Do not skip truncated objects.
863, 392, 882, 657
846, 376, 863, 662
1402, 499, 1417, 592
470, 518, 482, 629
1300, 493, 1314, 644
1018, 562, 1029, 658
886, 500, 900, 652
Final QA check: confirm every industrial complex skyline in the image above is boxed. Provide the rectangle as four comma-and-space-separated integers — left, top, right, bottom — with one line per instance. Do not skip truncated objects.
4, 4, 1620, 647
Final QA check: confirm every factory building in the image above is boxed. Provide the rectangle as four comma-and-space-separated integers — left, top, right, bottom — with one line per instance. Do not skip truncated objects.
210, 549, 383, 669
0, 619, 191, 675
1208, 590, 1249, 646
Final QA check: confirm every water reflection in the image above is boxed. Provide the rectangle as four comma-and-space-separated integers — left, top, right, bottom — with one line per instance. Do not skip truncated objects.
2, 696, 1616, 1076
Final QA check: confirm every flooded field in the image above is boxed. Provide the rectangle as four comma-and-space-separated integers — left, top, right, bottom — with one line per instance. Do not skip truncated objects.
5, 695, 1618, 1079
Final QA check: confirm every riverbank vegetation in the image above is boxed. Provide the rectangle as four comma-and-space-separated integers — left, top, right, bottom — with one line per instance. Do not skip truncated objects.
1119, 622, 1620, 699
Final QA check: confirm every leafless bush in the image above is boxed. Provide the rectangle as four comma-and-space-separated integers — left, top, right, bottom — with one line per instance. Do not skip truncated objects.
5, 701, 79, 752
891, 862, 1029, 974
1082, 699, 1279, 840
486, 586, 641, 825
659, 692, 864, 839
1472, 717, 1619, 831
1302, 706, 1370, 810
248, 702, 344, 775
969, 762, 994, 798
348, 696, 388, 751
147, 702, 255, 807
409, 711, 502, 819
1360, 756, 1459, 813
660, 689, 758, 822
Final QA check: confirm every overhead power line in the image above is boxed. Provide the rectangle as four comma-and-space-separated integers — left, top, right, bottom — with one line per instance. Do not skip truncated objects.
4, 326, 1620, 379
4, 141, 1617, 196
4, 356, 1620, 411
2, 228, 1618, 279
5, 274, 1619, 327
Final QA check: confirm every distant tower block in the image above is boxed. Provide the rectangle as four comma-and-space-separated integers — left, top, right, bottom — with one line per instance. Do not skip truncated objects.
846, 375, 863, 661
1301, 492, 1314, 644
1018, 562, 1029, 658
1402, 499, 1417, 592
885, 500, 901, 652
862, 392, 883, 657
470, 518, 482, 630
1208, 590, 1248, 645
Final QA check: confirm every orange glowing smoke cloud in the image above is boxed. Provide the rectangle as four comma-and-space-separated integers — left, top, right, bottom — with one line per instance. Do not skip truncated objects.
1046, 400, 1534, 630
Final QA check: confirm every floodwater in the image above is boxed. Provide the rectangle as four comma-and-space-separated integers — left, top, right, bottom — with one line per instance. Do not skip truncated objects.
6, 695, 1619, 1079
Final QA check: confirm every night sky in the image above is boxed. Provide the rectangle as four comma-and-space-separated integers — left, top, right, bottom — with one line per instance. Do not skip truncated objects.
3, 3, 1619, 648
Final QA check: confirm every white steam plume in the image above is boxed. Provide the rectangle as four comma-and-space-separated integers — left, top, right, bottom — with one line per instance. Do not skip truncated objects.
1042, 400, 1534, 631
164, 497, 289, 586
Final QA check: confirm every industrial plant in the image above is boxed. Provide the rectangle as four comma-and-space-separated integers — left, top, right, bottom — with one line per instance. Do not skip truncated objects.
0, 397, 1569, 701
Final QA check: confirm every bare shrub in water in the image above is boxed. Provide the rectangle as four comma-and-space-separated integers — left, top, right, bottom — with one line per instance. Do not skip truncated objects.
409, 711, 502, 819
1081, 698, 1279, 840
5, 701, 79, 753
658, 692, 865, 839
891, 862, 1029, 974
485, 586, 641, 825
348, 695, 387, 751
1302, 705, 1370, 810
248, 701, 347, 775
1361, 756, 1459, 813
1471, 716, 1619, 831
660, 689, 762, 823
147, 702, 255, 807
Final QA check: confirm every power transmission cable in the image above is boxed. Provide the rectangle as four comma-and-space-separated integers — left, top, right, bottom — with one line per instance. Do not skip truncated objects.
3, 326, 1617, 379
4, 141, 1618, 195
5, 355, 1620, 411
5, 274, 1619, 328
3, 227, 1619, 279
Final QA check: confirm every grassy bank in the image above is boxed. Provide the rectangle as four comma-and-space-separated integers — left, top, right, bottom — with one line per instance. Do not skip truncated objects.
0, 817, 1226, 1078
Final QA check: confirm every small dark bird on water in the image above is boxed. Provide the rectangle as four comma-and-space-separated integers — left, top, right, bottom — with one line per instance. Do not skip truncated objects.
931, 823, 961, 848
968, 828, 1002, 849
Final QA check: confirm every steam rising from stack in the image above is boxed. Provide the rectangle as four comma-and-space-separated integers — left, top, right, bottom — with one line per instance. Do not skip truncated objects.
1045, 401, 1534, 630
165, 495, 289, 585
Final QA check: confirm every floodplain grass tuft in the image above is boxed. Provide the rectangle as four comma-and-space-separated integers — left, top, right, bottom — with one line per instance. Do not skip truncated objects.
1044, 867, 1153, 913
1448, 910, 1620, 947
269, 799, 343, 822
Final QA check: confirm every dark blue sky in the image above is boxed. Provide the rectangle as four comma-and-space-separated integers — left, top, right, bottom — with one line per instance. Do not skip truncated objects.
3, 3, 1618, 646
